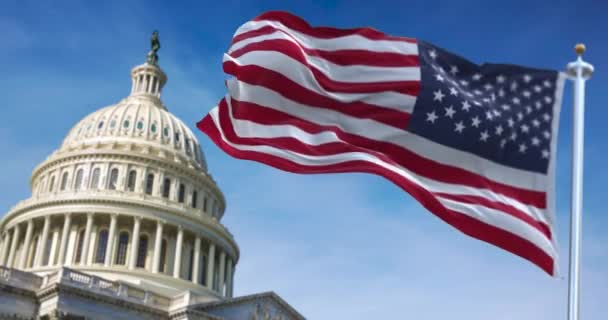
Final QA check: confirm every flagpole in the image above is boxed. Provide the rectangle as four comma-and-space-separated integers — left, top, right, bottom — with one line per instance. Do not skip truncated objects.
565, 44, 593, 320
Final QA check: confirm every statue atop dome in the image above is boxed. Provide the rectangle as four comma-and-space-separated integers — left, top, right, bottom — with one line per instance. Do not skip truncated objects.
146, 30, 161, 65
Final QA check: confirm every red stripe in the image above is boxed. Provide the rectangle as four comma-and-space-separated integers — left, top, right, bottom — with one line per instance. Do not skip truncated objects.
226, 48, 420, 96
231, 26, 420, 67
215, 99, 552, 239
223, 97, 547, 208
197, 114, 555, 276
252, 11, 417, 43
223, 61, 413, 129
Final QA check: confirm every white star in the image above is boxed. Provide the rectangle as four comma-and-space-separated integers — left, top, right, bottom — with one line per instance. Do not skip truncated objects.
496, 75, 506, 83
429, 50, 437, 59
519, 143, 528, 153
522, 90, 531, 98
520, 124, 530, 133
471, 116, 481, 127
543, 113, 551, 122
531, 136, 540, 146
449, 87, 458, 96
461, 100, 471, 111
444, 106, 456, 118
450, 65, 459, 75
510, 81, 518, 92
532, 119, 541, 127
500, 139, 507, 148
542, 149, 550, 159
535, 101, 543, 109
533, 85, 542, 93
517, 112, 524, 120
486, 111, 494, 120
460, 80, 469, 86
543, 80, 552, 88
501, 104, 511, 111
526, 106, 533, 114
435, 74, 444, 82
490, 93, 496, 101
483, 83, 494, 91
454, 121, 465, 133
473, 89, 483, 96
512, 97, 521, 105
493, 109, 501, 117
544, 96, 553, 104
543, 130, 551, 139
507, 118, 515, 127
495, 125, 504, 136
480, 131, 490, 142
426, 111, 438, 123
523, 74, 532, 83
433, 89, 445, 102
510, 132, 518, 141
472, 73, 482, 81
498, 89, 506, 97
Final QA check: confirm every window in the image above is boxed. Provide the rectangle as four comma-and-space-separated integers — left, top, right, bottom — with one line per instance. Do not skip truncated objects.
90, 168, 100, 189
74, 169, 84, 191
187, 247, 194, 281
74, 229, 86, 264
127, 170, 137, 192
162, 178, 171, 198
151, 123, 157, 133
145, 173, 154, 195
48, 176, 55, 192
159, 239, 167, 273
95, 230, 109, 264
98, 121, 104, 129
136, 235, 148, 268
60, 172, 69, 191
192, 191, 198, 208
136, 121, 144, 130
42, 237, 53, 266
185, 139, 191, 155
178, 183, 185, 203
123, 119, 130, 128
203, 196, 208, 213
200, 255, 206, 285
115, 232, 129, 265
108, 168, 119, 190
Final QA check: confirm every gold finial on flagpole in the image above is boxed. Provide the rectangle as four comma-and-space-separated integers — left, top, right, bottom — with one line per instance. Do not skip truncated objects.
575, 43, 586, 56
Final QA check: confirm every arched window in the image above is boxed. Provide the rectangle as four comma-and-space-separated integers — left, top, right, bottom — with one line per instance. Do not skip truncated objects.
74, 169, 84, 191
159, 239, 167, 273
90, 168, 100, 189
108, 168, 119, 190
95, 230, 109, 263
192, 191, 198, 208
60, 172, 69, 191
48, 176, 55, 192
136, 235, 148, 268
162, 178, 171, 198
127, 170, 137, 192
145, 173, 154, 195
115, 232, 129, 265
178, 183, 185, 203
74, 229, 86, 264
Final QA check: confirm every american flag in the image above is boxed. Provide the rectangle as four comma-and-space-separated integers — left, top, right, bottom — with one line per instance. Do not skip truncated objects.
197, 11, 565, 275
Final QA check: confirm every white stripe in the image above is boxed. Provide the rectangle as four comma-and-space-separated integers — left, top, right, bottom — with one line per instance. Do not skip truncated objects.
234, 19, 418, 55
229, 31, 421, 82
224, 53, 417, 113
209, 106, 556, 259
226, 79, 548, 191
223, 98, 550, 226
437, 197, 556, 258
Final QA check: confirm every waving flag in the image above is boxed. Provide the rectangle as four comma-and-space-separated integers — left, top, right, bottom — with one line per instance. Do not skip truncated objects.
197, 11, 565, 275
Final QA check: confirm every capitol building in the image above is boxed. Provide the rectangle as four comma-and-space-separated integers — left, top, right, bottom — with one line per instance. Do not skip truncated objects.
0, 35, 304, 320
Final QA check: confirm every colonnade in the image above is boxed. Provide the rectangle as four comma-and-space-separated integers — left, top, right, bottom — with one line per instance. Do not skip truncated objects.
0, 213, 235, 297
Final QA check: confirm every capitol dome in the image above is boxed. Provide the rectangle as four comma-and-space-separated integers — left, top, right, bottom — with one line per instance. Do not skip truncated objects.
0, 43, 238, 299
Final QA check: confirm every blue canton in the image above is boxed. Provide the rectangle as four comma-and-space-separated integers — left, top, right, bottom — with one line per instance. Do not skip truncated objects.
407, 41, 560, 174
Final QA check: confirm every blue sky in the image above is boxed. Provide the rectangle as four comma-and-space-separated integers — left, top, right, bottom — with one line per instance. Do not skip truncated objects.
1, 0, 607, 319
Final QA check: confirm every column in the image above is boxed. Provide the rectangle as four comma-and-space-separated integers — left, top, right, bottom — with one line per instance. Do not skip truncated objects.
7, 225, 21, 267
48, 229, 60, 266
57, 213, 71, 266
0, 232, 9, 265
192, 236, 201, 284
173, 226, 183, 278
34, 216, 51, 267
105, 214, 117, 267
226, 258, 233, 297
206, 243, 215, 290
80, 213, 94, 266
218, 251, 226, 295
128, 216, 141, 270
152, 221, 164, 273
18, 220, 34, 269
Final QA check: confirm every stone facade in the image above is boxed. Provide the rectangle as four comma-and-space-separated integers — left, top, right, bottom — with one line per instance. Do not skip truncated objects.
0, 41, 305, 319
